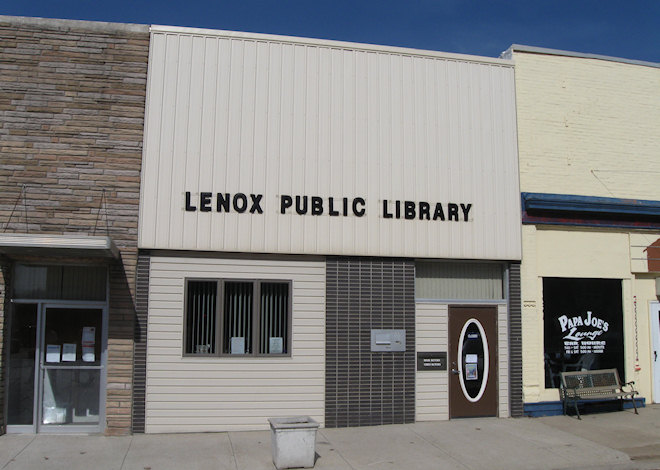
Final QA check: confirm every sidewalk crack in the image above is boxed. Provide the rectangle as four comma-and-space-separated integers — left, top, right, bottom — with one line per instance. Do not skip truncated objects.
119, 435, 133, 470
317, 429, 357, 470
408, 427, 472, 470
227, 433, 239, 470
2, 435, 36, 469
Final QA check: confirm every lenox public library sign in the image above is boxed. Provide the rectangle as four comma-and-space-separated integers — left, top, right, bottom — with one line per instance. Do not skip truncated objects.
185, 191, 473, 222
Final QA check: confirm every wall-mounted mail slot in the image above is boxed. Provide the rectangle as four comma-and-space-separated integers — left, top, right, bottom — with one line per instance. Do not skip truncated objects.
371, 329, 406, 352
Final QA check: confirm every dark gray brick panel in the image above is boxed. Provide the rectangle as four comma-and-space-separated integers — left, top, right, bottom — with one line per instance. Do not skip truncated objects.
325, 257, 415, 428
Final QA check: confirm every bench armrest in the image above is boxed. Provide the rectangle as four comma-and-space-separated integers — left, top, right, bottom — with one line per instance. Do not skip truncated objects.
621, 381, 638, 394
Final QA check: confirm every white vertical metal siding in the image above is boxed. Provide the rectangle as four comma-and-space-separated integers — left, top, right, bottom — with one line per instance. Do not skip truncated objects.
139, 27, 521, 260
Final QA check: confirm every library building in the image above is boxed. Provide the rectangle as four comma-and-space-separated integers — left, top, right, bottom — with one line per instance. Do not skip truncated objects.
133, 26, 523, 433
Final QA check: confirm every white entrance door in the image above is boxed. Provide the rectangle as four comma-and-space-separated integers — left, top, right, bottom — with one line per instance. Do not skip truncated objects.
651, 301, 660, 403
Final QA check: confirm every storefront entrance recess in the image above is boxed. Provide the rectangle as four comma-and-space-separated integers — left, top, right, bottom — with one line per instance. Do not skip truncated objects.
7, 303, 106, 433
6, 264, 108, 433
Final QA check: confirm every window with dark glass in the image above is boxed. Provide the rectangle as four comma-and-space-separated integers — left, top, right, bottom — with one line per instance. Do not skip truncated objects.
543, 278, 624, 388
184, 279, 290, 356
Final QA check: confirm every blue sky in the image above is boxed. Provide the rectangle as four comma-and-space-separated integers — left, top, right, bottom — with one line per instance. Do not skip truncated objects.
2, 0, 659, 63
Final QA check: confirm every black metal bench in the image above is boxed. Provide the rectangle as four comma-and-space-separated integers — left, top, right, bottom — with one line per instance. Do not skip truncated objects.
559, 368, 639, 419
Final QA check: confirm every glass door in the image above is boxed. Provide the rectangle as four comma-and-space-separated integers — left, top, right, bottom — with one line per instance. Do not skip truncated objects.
6, 303, 39, 431
38, 306, 106, 432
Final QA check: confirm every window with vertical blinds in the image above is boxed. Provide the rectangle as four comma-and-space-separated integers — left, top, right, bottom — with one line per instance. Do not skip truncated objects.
185, 281, 217, 355
184, 279, 290, 356
223, 282, 253, 354
415, 262, 504, 300
260, 283, 289, 354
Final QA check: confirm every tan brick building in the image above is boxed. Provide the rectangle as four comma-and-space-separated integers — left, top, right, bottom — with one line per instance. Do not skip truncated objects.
0, 16, 149, 435
502, 45, 660, 415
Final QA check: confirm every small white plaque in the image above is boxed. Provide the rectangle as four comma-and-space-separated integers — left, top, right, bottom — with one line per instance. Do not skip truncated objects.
46, 344, 61, 363
62, 343, 77, 362
269, 337, 283, 354
465, 354, 478, 364
82, 326, 96, 362
230, 337, 245, 354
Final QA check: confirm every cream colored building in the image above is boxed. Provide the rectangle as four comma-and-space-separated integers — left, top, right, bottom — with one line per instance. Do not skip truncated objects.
503, 45, 660, 413
135, 26, 524, 433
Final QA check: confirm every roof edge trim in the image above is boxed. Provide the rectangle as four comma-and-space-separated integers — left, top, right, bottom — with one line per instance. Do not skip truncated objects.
503, 44, 660, 69
150, 24, 514, 67
0, 14, 149, 34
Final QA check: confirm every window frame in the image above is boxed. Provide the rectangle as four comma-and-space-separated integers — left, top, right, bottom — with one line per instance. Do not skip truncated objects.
183, 277, 292, 358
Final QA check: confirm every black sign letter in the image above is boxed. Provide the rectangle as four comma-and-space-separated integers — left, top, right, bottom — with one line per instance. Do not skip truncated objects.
249, 194, 264, 214
419, 201, 430, 220
353, 198, 366, 217
404, 201, 416, 220
383, 200, 392, 219
233, 193, 248, 213
185, 192, 197, 212
281, 195, 293, 214
295, 196, 308, 215
200, 192, 212, 212
448, 203, 459, 221
217, 193, 230, 212
311, 196, 323, 215
432, 203, 445, 221
328, 197, 339, 216
461, 203, 472, 222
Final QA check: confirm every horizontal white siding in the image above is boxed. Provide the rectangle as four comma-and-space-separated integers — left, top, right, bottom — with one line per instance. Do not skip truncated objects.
145, 254, 325, 433
139, 27, 521, 260
415, 303, 449, 421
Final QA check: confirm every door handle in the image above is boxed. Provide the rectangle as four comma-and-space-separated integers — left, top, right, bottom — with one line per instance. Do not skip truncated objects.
451, 368, 460, 375
655, 351, 657, 362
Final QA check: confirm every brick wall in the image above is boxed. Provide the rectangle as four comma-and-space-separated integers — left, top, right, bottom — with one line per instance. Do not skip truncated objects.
514, 51, 660, 200
0, 16, 149, 435
513, 51, 660, 406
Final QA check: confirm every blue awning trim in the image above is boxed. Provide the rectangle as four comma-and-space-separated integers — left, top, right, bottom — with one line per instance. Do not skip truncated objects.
521, 193, 660, 229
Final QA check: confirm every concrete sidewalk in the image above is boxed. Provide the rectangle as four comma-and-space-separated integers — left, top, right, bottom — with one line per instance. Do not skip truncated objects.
1, 406, 658, 470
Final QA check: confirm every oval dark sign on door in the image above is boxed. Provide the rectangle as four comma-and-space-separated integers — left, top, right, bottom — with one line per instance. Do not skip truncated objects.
458, 318, 489, 402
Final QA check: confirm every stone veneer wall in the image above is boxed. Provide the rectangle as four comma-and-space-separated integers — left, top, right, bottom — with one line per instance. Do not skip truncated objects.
0, 16, 149, 435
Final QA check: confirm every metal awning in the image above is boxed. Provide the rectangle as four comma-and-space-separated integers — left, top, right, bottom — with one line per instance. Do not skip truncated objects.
0, 233, 119, 259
